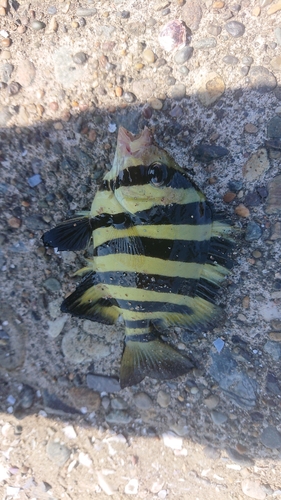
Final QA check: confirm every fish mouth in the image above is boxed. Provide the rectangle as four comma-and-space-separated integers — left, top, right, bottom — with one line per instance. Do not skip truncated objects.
116, 126, 153, 160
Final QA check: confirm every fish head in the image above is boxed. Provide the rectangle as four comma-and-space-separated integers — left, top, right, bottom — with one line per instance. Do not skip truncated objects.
110, 127, 195, 213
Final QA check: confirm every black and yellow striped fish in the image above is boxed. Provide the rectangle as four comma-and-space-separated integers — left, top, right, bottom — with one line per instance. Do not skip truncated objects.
42, 127, 233, 388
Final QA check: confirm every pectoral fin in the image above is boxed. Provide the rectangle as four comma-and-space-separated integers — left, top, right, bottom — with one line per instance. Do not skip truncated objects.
42, 215, 94, 251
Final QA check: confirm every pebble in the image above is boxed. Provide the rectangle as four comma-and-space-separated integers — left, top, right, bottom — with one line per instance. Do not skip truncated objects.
86, 373, 121, 393
8, 217, 21, 228
0, 105, 12, 126
46, 441, 71, 466
203, 445, 221, 460
97, 472, 116, 496
260, 425, 281, 449
169, 83, 185, 100
158, 20, 187, 52
268, 1, 281, 14
275, 27, 281, 46
193, 144, 229, 162
111, 397, 128, 410
264, 340, 281, 361
106, 410, 132, 424
204, 395, 219, 409
226, 447, 254, 466
223, 55, 239, 65
124, 478, 139, 495
269, 331, 281, 341
69, 387, 101, 411
181, 0, 202, 31
132, 79, 156, 100
271, 56, 281, 71
133, 392, 153, 410
223, 191, 236, 203
252, 6, 261, 16
0, 62, 13, 82
268, 115, 281, 138
235, 204, 250, 217
1, 38, 11, 47
197, 72, 225, 107
193, 38, 217, 49
15, 60, 36, 87
53, 47, 87, 88
43, 277, 61, 292
242, 149, 269, 181
210, 409, 227, 425
225, 21, 245, 38
76, 7, 97, 16
157, 390, 170, 408
0, 7, 5, 15
207, 24, 221, 36
73, 52, 87, 64
142, 48, 155, 63
43, 390, 80, 416
25, 214, 48, 230
162, 432, 183, 450
123, 91, 136, 103
31, 21, 46, 31
249, 66, 277, 94
245, 123, 258, 134
174, 46, 193, 65
47, 316, 68, 338
241, 479, 266, 500
63, 425, 77, 439
62, 329, 110, 363
245, 222, 262, 241
266, 175, 281, 214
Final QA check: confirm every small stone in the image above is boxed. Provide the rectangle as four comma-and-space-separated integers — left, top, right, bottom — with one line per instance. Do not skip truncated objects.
0, 6, 6, 15
47, 316, 67, 338
48, 17, 58, 32
266, 175, 281, 214
87, 374, 121, 393
169, 83, 186, 100
1, 38, 10, 47
226, 447, 254, 467
76, 7, 97, 16
133, 392, 153, 410
264, 341, 281, 361
213, 0, 225, 7
207, 24, 221, 36
123, 91, 136, 103
132, 79, 156, 100
162, 432, 183, 450
97, 472, 116, 496
158, 20, 187, 52
193, 144, 229, 162
124, 478, 138, 495
111, 397, 128, 410
78, 452, 92, 467
63, 425, 77, 439
249, 66, 277, 94
115, 86, 123, 97
225, 21, 245, 38
235, 204, 250, 217
174, 46, 193, 65
241, 479, 266, 500
157, 390, 171, 408
0, 105, 11, 126
15, 60, 36, 88
242, 149, 269, 181
210, 409, 227, 425
69, 387, 101, 411
203, 445, 221, 460
275, 27, 281, 46
106, 410, 132, 424
142, 49, 155, 63
31, 21, 46, 31
73, 52, 87, 64
193, 38, 217, 49
245, 123, 258, 134
268, 1, 281, 14
223, 192, 236, 203
260, 425, 281, 449
269, 331, 281, 341
252, 6, 261, 15
8, 217, 21, 229
223, 55, 239, 65
259, 0, 272, 6
149, 98, 163, 110
181, 0, 202, 31
268, 115, 281, 138
204, 395, 219, 409
197, 72, 225, 107
43, 277, 61, 292
271, 56, 281, 71
46, 441, 71, 466
62, 329, 110, 363
245, 222, 262, 241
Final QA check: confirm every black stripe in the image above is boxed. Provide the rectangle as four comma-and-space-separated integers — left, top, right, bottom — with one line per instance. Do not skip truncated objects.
117, 299, 193, 315
95, 237, 210, 263
125, 333, 157, 342
125, 319, 149, 329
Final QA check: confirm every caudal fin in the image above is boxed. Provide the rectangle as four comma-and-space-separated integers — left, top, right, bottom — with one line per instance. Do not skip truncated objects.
119, 337, 194, 388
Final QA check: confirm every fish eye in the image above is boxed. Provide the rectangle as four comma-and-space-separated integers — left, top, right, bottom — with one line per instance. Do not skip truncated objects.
148, 162, 168, 187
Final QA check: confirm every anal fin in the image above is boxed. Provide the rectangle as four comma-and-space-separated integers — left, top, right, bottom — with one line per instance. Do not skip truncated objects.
42, 214, 94, 251
120, 336, 194, 388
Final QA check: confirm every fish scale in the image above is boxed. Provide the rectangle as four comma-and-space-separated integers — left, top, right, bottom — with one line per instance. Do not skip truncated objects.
42, 126, 233, 388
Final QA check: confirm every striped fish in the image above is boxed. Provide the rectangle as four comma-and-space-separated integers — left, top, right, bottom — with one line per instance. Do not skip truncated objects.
42, 127, 233, 388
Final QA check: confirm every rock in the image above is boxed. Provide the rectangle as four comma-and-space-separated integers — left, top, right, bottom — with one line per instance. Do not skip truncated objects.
264, 340, 281, 360
174, 46, 193, 65
0, 105, 12, 126
124, 479, 138, 495
132, 79, 156, 100
266, 372, 281, 394
193, 38, 217, 49
27, 174, 42, 187
158, 20, 187, 53
260, 425, 281, 449
181, 0, 202, 31
275, 27, 281, 46
106, 410, 132, 424
43, 390, 80, 416
169, 83, 186, 100
0, 62, 13, 82
111, 397, 128, 410
245, 222, 262, 241
223, 55, 239, 65
268, 1, 281, 14
267, 115, 281, 138
97, 471, 116, 496
210, 409, 227, 425
47, 316, 67, 338
269, 331, 281, 340
204, 395, 219, 409
123, 91, 136, 103
69, 387, 101, 411
197, 72, 225, 107
62, 329, 110, 363
271, 56, 281, 71
235, 204, 250, 217
266, 175, 281, 214
31, 21, 46, 30
0, 303, 25, 370
249, 66, 277, 93
209, 348, 257, 409
193, 144, 229, 162
133, 392, 153, 410
226, 447, 254, 466
73, 52, 87, 64
43, 277, 61, 292
162, 432, 183, 450
25, 214, 48, 230
157, 390, 171, 408
46, 441, 71, 466
242, 149, 269, 181
53, 47, 87, 88
76, 7, 97, 16
225, 21, 245, 37
203, 445, 221, 460
207, 24, 221, 36
142, 49, 155, 63
15, 60, 36, 87
241, 479, 266, 500
86, 373, 121, 393
245, 123, 258, 134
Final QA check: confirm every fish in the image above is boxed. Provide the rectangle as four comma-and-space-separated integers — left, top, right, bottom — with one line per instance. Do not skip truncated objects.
42, 127, 233, 389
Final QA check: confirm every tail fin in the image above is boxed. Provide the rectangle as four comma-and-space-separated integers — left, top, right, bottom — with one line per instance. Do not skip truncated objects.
120, 336, 194, 388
